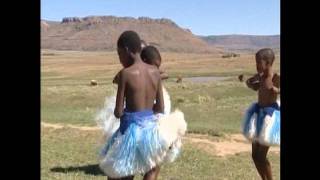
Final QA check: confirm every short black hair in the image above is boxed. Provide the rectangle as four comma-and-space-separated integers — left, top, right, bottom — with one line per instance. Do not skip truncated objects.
140, 46, 161, 65
117, 31, 142, 53
256, 48, 275, 64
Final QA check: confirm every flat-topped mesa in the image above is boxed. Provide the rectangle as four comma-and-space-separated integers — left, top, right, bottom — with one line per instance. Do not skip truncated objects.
60, 15, 179, 27
138, 17, 178, 26
94, 16, 178, 26
61, 17, 82, 23
42, 15, 220, 53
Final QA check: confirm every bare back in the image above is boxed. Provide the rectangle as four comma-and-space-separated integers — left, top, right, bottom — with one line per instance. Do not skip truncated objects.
114, 60, 164, 118
124, 63, 160, 111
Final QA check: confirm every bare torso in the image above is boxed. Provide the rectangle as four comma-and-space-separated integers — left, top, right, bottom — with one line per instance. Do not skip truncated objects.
246, 72, 280, 107
123, 63, 160, 111
258, 73, 279, 107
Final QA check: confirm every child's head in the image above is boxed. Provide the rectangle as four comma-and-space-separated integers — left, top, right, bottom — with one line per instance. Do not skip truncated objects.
117, 31, 142, 67
255, 48, 275, 74
140, 46, 161, 68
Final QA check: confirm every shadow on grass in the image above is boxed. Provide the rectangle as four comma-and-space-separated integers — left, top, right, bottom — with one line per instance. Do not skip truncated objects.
51, 164, 105, 176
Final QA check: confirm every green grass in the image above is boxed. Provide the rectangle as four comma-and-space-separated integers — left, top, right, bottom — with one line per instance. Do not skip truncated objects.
41, 79, 256, 134
163, 81, 256, 135
41, 128, 280, 180
41, 85, 117, 125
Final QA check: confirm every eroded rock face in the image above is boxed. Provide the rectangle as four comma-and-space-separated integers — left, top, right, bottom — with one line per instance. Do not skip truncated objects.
61, 17, 82, 23
83, 16, 103, 24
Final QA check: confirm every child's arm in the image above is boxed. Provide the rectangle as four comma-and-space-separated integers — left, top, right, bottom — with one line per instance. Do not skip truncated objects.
271, 73, 280, 94
112, 70, 122, 84
246, 74, 260, 91
114, 70, 126, 118
153, 75, 164, 114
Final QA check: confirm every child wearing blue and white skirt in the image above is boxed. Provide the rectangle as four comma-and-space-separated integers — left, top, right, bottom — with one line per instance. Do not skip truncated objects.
241, 48, 280, 180
96, 35, 186, 179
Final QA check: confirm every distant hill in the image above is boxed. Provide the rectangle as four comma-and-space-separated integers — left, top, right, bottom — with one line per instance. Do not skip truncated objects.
41, 16, 220, 53
200, 35, 280, 53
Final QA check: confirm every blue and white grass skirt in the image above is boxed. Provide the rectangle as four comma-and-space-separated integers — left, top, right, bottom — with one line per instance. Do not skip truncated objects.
242, 101, 280, 146
96, 86, 171, 140
99, 109, 186, 178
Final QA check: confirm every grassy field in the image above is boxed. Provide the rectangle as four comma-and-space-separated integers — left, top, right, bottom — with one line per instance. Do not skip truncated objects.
41, 127, 280, 180
41, 50, 280, 179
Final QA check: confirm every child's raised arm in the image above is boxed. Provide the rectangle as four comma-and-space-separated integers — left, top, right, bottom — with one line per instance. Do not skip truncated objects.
246, 74, 260, 91
114, 70, 126, 118
153, 74, 164, 114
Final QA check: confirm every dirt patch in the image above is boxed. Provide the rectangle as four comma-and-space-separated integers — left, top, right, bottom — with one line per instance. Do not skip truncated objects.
184, 76, 231, 83
184, 133, 280, 157
41, 122, 101, 131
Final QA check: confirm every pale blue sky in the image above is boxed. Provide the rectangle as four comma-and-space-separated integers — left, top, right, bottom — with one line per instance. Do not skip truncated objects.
41, 0, 280, 36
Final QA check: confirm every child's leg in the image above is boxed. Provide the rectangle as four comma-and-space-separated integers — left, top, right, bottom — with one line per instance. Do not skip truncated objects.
108, 176, 134, 180
252, 143, 273, 180
143, 166, 160, 180
122, 176, 134, 180
252, 143, 266, 179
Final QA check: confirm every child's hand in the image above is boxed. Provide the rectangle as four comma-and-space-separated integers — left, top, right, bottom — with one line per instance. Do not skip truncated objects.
247, 74, 260, 84
246, 74, 260, 91
245, 78, 253, 88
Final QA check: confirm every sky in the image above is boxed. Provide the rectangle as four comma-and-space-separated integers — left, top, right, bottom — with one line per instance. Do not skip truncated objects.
41, 0, 280, 36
